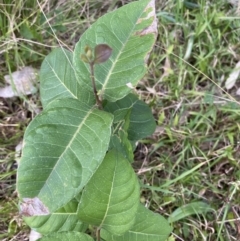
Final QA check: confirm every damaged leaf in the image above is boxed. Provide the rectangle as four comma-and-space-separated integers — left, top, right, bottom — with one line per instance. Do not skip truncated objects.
74, 0, 157, 102
20, 197, 49, 217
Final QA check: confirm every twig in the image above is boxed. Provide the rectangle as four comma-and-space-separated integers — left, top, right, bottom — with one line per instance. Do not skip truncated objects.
96, 228, 101, 241
90, 62, 102, 109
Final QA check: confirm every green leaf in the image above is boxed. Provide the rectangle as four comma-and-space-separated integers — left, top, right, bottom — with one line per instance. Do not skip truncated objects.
104, 93, 156, 141
168, 201, 213, 223
101, 204, 172, 241
73, 0, 157, 102
77, 149, 140, 235
20, 22, 40, 40
104, 94, 137, 123
38, 231, 94, 241
40, 48, 94, 108
127, 97, 156, 141
17, 98, 113, 212
23, 196, 87, 234
109, 109, 133, 163
109, 131, 134, 163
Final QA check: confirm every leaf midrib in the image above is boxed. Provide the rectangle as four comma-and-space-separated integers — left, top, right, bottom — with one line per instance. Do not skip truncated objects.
99, 159, 117, 228
45, 59, 77, 99
100, 5, 148, 96
38, 106, 95, 197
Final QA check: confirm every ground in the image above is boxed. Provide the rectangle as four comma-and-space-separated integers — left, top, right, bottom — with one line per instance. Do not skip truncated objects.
0, 0, 240, 240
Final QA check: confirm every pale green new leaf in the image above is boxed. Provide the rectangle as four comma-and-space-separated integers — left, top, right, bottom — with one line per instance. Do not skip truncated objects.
24, 196, 87, 234
40, 48, 94, 108
73, 0, 157, 102
17, 98, 113, 212
38, 231, 94, 241
77, 149, 140, 235
101, 204, 172, 241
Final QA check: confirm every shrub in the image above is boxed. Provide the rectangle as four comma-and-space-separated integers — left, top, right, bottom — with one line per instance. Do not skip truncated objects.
17, 0, 172, 240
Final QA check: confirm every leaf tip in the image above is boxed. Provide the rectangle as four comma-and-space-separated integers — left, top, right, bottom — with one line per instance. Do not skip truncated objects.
136, 0, 157, 37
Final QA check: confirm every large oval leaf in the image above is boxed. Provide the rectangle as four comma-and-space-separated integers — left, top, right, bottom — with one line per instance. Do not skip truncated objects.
17, 98, 113, 212
24, 196, 87, 234
77, 149, 140, 235
38, 231, 94, 241
101, 204, 172, 241
73, 0, 157, 102
40, 48, 94, 108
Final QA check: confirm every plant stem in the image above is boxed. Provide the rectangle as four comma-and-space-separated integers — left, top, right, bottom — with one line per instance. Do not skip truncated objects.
96, 228, 101, 241
90, 62, 102, 109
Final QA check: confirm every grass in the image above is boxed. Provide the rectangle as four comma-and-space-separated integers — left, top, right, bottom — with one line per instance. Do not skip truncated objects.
1, 0, 240, 240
